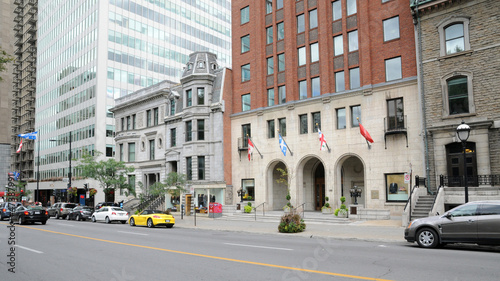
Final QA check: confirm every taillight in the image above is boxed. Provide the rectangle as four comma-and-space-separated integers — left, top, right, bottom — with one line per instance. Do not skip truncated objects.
80, 211, 84, 213
60, 208, 63, 212
45, 211, 48, 215
153, 215, 160, 218
2, 208, 5, 212
24, 211, 29, 215
112, 212, 117, 215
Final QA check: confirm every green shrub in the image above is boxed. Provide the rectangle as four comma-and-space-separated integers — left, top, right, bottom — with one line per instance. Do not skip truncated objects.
244, 205, 253, 213
278, 213, 306, 233
247, 202, 252, 207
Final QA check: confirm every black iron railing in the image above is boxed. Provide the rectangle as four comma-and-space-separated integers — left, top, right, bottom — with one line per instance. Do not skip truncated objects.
440, 175, 500, 187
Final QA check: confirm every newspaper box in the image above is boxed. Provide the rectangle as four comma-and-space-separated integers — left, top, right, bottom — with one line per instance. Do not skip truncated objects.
209, 202, 222, 218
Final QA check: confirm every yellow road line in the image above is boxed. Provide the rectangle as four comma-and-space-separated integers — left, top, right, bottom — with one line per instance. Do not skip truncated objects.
9, 223, 393, 281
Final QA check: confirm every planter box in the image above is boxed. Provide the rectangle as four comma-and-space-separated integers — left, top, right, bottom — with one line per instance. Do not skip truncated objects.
321, 208, 333, 214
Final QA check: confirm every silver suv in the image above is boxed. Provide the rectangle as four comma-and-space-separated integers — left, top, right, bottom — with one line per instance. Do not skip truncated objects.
48, 203, 77, 219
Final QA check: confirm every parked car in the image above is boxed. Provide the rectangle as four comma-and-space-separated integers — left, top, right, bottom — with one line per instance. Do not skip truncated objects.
91, 207, 128, 224
128, 210, 175, 228
405, 200, 500, 248
11, 205, 49, 225
48, 202, 77, 219
0, 202, 16, 221
67, 206, 93, 221
95, 202, 115, 210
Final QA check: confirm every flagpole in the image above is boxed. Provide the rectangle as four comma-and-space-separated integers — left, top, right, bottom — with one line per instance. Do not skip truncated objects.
316, 123, 331, 152
277, 130, 293, 156
36, 132, 40, 203
247, 136, 263, 159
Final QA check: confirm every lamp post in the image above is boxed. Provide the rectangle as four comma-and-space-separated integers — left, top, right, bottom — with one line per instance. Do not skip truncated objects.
50, 131, 72, 201
350, 185, 362, 205
456, 121, 470, 203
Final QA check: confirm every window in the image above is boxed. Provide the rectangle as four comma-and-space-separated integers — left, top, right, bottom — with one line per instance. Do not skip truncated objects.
347, 0, 357, 16
126, 116, 131, 130
297, 14, 305, 33
241, 64, 250, 82
149, 139, 155, 160
197, 119, 205, 140
106, 145, 114, 157
278, 53, 285, 72
198, 156, 205, 180
312, 112, 321, 133
383, 16, 400, 42
278, 85, 286, 104
337, 108, 346, 129
242, 94, 251, 111
119, 144, 123, 161
267, 57, 274, 75
310, 43, 319, 62
447, 76, 469, 115
385, 57, 402, 81
186, 157, 192, 180
299, 80, 307, 100
386, 173, 409, 202
445, 24, 465, 54
241, 35, 250, 53
334, 35, 343, 56
170, 128, 176, 147
266, 26, 273, 44
350, 67, 360, 89
197, 88, 205, 105
311, 77, 320, 97
387, 98, 404, 130
348, 30, 358, 52
351, 105, 361, 127
186, 89, 192, 107
153, 107, 159, 125
277, 0, 283, 10
146, 110, 152, 127
128, 175, 135, 193
335, 71, 345, 92
132, 114, 136, 129
267, 88, 275, 106
186, 121, 192, 142
241, 6, 249, 24
278, 118, 286, 136
266, 0, 272, 14
128, 143, 135, 162
309, 9, 318, 29
242, 179, 255, 200
332, 1, 342, 21
277, 22, 284, 41
242, 124, 251, 147
121, 118, 124, 131
267, 120, 275, 138
299, 114, 308, 134
170, 100, 175, 115
298, 47, 306, 66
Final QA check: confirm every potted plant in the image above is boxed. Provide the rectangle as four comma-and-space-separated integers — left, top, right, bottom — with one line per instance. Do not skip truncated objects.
283, 192, 293, 214
244, 202, 253, 213
334, 196, 348, 218
321, 196, 333, 214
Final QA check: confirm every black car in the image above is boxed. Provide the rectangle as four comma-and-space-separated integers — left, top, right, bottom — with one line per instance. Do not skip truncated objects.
67, 206, 93, 221
11, 205, 49, 225
0, 202, 16, 221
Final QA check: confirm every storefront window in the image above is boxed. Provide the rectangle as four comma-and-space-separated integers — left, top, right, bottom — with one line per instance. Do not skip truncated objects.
386, 173, 409, 202
241, 179, 255, 200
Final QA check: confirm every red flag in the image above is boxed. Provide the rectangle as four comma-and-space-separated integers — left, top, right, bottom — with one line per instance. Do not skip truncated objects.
359, 123, 374, 143
318, 129, 327, 151
16, 139, 23, 153
248, 138, 254, 161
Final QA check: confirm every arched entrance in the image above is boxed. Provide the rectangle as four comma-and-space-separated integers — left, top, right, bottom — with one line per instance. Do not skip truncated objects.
296, 156, 325, 212
337, 155, 365, 207
267, 161, 289, 210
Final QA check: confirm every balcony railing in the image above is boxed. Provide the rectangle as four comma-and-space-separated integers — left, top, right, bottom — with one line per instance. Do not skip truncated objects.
383, 115, 408, 149
440, 175, 500, 187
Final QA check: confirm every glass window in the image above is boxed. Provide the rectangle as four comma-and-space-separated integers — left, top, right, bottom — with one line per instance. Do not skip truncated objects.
267, 88, 275, 106
337, 108, 346, 129
153, 107, 159, 125
278, 85, 286, 104
335, 71, 345, 92
186, 157, 192, 180
128, 143, 135, 162
242, 124, 251, 147
241, 64, 251, 82
170, 128, 176, 147
299, 114, 308, 134
385, 57, 402, 81
146, 110, 152, 127
347, 0, 357, 16
386, 174, 409, 202
186, 89, 192, 107
311, 77, 320, 97
297, 14, 305, 33
267, 57, 274, 75
132, 114, 136, 129
445, 23, 465, 54
149, 139, 155, 160
197, 88, 205, 105
197, 119, 205, 140
383, 16, 400, 42
310, 43, 319, 62
277, 0, 283, 10
242, 94, 251, 111
241, 6, 249, 24
170, 99, 175, 115
121, 118, 125, 131
298, 47, 306, 66
126, 116, 131, 130
350, 67, 360, 89
309, 9, 318, 29
242, 179, 255, 200
312, 112, 321, 133
277, 22, 284, 41
299, 80, 307, 100
278, 118, 286, 136
348, 30, 358, 52
266, 0, 272, 14
186, 121, 192, 142
334, 35, 343, 56
266, 26, 273, 44
448, 77, 469, 115
198, 156, 205, 180
387, 98, 404, 130
278, 53, 285, 72
351, 105, 361, 127
332, 1, 342, 21
267, 120, 275, 138
119, 144, 123, 161
241, 35, 250, 53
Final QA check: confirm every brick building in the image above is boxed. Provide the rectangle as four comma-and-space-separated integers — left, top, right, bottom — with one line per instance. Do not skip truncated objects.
230, 0, 424, 217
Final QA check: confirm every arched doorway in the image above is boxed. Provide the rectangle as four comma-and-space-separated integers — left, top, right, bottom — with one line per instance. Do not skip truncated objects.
268, 161, 289, 210
337, 155, 365, 207
296, 156, 325, 211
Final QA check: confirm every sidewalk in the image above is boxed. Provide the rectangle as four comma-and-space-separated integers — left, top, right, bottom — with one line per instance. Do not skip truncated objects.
173, 214, 407, 243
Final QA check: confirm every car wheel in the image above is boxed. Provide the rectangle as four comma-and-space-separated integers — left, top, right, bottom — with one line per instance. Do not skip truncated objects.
76, 215, 80, 221
147, 218, 154, 228
105, 216, 111, 224
416, 228, 439, 248
41, 220, 47, 225
67, 215, 70, 220
18, 217, 23, 225
91, 216, 96, 223
55, 213, 59, 219
130, 218, 135, 226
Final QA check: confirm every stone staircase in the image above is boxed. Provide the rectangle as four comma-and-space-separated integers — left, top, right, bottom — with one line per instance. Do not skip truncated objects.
218, 209, 351, 225
411, 195, 435, 219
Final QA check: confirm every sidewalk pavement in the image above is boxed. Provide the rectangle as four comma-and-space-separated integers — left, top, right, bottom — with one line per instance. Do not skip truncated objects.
173, 214, 407, 243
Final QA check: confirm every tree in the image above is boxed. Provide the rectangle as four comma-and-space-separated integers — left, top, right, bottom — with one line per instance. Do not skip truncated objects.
276, 166, 295, 209
146, 172, 187, 197
75, 152, 135, 197
0, 46, 15, 82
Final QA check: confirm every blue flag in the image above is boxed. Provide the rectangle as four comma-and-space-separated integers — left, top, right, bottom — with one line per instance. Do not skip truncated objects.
18, 131, 38, 140
279, 134, 287, 156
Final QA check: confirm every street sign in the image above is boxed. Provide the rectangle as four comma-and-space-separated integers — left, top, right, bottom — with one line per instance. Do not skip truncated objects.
404, 173, 410, 183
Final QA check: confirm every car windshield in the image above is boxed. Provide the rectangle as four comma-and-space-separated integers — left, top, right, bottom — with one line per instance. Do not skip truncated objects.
111, 207, 124, 212
28, 206, 44, 210
142, 210, 163, 215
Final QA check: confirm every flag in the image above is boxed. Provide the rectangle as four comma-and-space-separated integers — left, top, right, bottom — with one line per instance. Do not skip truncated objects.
359, 123, 374, 143
18, 131, 38, 140
16, 139, 23, 153
248, 138, 254, 161
318, 129, 327, 151
278, 134, 287, 156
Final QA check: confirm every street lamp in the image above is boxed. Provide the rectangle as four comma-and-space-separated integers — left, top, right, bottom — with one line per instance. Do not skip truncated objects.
50, 131, 72, 200
350, 185, 362, 205
456, 121, 470, 203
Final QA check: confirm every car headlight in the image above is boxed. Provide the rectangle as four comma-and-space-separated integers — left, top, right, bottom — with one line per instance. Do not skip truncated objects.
407, 221, 413, 229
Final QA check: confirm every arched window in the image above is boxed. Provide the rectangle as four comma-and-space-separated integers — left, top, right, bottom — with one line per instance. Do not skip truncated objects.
445, 23, 465, 55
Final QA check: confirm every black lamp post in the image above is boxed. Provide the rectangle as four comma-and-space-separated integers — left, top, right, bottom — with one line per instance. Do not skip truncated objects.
50, 131, 72, 201
456, 121, 470, 203
350, 185, 362, 205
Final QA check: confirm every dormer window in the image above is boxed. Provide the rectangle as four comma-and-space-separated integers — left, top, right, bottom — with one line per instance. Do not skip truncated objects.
197, 61, 205, 68
187, 63, 193, 70
211, 63, 218, 70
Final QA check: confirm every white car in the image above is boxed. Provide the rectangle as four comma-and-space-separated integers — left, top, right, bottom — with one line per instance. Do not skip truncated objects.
91, 207, 128, 224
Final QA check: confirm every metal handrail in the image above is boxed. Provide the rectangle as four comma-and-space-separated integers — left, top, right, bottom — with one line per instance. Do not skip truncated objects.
253, 202, 266, 221
294, 203, 306, 218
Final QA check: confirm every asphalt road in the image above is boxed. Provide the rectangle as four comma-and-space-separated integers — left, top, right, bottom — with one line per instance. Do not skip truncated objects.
1, 218, 499, 281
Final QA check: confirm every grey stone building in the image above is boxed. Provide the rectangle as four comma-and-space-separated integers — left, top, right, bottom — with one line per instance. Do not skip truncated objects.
411, 0, 500, 211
